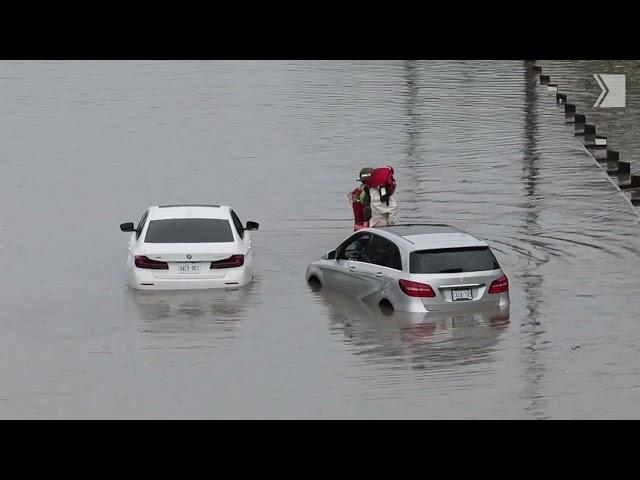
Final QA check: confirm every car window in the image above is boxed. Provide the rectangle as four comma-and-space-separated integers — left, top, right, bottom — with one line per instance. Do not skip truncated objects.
136, 211, 148, 240
366, 235, 402, 270
410, 247, 500, 274
144, 218, 234, 243
230, 210, 244, 239
338, 233, 372, 262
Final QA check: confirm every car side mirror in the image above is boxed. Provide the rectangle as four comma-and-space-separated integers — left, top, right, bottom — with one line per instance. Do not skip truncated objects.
120, 222, 135, 232
245, 221, 259, 231
327, 250, 336, 260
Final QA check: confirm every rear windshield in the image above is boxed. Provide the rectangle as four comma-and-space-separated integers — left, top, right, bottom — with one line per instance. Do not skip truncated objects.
410, 247, 500, 274
144, 218, 234, 243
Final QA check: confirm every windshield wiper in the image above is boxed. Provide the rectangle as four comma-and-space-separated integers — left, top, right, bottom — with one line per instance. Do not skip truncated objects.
438, 268, 464, 273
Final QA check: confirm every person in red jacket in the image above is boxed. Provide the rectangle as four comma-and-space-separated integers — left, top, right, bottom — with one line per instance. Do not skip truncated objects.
349, 167, 373, 231
364, 166, 398, 227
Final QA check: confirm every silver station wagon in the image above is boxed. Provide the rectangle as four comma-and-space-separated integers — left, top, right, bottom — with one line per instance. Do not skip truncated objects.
306, 224, 510, 313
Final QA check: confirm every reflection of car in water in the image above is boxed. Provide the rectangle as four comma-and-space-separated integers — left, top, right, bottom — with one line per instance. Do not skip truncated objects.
306, 224, 510, 313
126, 286, 254, 335
312, 286, 510, 369
120, 204, 259, 290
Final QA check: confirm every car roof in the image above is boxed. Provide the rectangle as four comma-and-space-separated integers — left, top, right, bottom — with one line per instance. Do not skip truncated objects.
148, 204, 231, 221
373, 224, 488, 250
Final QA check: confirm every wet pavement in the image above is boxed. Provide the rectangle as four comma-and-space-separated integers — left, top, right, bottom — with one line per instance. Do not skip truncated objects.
1, 60, 639, 418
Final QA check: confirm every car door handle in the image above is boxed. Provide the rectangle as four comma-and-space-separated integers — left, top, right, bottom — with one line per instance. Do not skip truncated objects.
374, 272, 384, 277
348, 265, 357, 271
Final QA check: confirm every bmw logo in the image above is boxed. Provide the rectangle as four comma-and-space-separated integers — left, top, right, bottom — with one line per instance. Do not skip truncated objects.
187, 254, 192, 259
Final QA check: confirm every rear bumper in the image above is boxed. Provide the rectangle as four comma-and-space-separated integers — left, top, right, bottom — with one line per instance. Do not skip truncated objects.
129, 266, 252, 290
394, 293, 510, 313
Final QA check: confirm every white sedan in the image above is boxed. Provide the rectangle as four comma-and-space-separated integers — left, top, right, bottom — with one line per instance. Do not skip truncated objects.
120, 204, 258, 290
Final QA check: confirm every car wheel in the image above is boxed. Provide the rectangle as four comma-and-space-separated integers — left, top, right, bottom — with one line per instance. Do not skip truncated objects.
379, 299, 394, 316
307, 275, 322, 291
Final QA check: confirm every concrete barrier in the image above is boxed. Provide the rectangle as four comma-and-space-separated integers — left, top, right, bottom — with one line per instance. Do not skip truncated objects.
584, 124, 596, 141
548, 80, 637, 209
565, 104, 576, 123
607, 161, 631, 176
596, 149, 618, 163
620, 174, 640, 190
586, 135, 607, 149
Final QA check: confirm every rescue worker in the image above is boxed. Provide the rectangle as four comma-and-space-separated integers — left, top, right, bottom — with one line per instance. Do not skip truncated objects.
349, 167, 373, 231
364, 165, 398, 227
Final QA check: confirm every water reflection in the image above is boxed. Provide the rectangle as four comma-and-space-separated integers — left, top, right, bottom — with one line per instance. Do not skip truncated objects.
521, 61, 549, 419
402, 60, 423, 222
126, 282, 254, 336
522, 62, 546, 321
314, 286, 510, 372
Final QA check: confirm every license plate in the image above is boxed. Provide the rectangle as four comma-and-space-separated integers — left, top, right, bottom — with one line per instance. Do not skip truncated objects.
452, 288, 472, 301
178, 263, 200, 274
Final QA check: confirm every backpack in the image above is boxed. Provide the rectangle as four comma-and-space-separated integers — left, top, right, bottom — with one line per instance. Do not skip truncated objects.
365, 166, 396, 196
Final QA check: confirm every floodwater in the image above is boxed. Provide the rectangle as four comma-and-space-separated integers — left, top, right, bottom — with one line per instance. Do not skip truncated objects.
1, 60, 640, 419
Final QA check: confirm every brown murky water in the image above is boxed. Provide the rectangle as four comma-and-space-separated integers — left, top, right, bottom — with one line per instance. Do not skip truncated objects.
1, 60, 639, 418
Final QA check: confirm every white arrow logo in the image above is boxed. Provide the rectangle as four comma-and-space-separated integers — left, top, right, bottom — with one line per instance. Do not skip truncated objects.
593, 74, 626, 108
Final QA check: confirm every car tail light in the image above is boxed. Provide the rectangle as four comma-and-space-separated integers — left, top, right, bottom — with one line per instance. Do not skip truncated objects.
399, 279, 436, 297
210, 255, 244, 269
134, 255, 169, 270
488, 275, 509, 294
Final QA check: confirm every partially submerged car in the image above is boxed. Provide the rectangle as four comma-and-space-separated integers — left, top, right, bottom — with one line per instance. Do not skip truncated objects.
306, 224, 509, 313
120, 204, 258, 290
